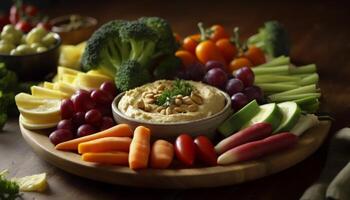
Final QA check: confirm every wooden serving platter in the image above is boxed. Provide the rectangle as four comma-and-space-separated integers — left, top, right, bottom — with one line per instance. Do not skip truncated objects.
20, 120, 331, 189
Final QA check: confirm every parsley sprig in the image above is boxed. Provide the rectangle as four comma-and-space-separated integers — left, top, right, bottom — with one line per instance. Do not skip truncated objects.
0, 170, 20, 200
156, 80, 193, 106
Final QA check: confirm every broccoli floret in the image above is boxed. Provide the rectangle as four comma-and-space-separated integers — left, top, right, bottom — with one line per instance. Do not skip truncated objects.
247, 21, 290, 58
81, 20, 128, 75
138, 17, 177, 56
119, 21, 158, 66
0, 70, 18, 92
153, 55, 181, 80
115, 60, 152, 91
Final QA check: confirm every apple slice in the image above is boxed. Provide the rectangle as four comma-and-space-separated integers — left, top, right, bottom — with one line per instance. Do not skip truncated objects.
242, 103, 282, 131
218, 100, 260, 137
274, 102, 301, 133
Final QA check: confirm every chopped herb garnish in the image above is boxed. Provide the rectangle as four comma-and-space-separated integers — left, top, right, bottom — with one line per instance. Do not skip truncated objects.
156, 79, 193, 106
0, 170, 20, 200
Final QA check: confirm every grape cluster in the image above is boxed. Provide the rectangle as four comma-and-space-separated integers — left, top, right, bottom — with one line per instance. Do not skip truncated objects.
49, 82, 118, 145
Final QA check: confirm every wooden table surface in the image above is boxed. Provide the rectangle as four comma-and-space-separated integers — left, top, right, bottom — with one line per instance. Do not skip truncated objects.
1, 0, 350, 199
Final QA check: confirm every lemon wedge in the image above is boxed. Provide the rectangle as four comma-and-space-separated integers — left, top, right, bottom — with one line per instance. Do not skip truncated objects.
15, 93, 48, 109
20, 115, 57, 130
75, 72, 112, 90
53, 81, 77, 96
31, 86, 69, 99
43, 82, 55, 90
12, 173, 47, 192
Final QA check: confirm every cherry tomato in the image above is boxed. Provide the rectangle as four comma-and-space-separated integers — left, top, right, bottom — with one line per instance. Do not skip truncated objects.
37, 21, 52, 31
175, 134, 195, 166
182, 36, 199, 55
24, 5, 39, 17
16, 20, 33, 33
215, 38, 238, 62
194, 136, 217, 166
244, 46, 266, 66
189, 33, 201, 41
229, 57, 253, 73
195, 40, 226, 66
175, 50, 196, 68
209, 25, 229, 42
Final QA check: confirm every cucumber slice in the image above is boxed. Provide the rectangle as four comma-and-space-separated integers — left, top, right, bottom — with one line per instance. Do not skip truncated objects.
218, 100, 260, 137
243, 103, 282, 131
273, 101, 301, 133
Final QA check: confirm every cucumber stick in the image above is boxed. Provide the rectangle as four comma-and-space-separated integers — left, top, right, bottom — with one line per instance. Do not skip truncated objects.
269, 84, 317, 98
256, 83, 299, 92
268, 93, 321, 102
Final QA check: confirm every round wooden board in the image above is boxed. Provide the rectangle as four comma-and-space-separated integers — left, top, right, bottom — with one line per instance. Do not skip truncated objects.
20, 120, 331, 189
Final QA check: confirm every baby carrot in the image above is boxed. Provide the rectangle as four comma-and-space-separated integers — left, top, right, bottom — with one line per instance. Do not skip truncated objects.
129, 126, 151, 170
56, 124, 133, 151
78, 137, 132, 154
82, 151, 129, 165
150, 140, 174, 169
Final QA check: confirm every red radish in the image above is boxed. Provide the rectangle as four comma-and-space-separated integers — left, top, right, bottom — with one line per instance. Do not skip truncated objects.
194, 136, 217, 166
217, 132, 298, 165
215, 122, 272, 155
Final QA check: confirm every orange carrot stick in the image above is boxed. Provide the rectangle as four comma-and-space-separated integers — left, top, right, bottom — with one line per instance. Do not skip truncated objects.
150, 140, 174, 169
128, 126, 151, 170
56, 124, 133, 151
82, 151, 129, 165
78, 137, 132, 154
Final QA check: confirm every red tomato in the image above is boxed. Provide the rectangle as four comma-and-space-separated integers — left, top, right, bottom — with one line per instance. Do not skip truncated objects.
16, 20, 32, 33
175, 134, 195, 166
194, 136, 217, 166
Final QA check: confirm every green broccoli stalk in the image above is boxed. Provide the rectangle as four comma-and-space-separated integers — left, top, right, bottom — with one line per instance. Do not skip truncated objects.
119, 21, 158, 66
138, 17, 177, 56
115, 60, 152, 91
247, 21, 290, 58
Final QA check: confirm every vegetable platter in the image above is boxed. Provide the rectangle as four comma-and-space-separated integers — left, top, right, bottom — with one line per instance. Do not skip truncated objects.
13, 16, 332, 188
20, 120, 330, 188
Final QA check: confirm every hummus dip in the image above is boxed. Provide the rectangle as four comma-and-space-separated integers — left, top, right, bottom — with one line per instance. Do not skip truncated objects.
117, 80, 226, 123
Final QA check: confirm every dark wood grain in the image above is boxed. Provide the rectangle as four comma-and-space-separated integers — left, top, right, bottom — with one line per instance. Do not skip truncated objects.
1, 0, 349, 199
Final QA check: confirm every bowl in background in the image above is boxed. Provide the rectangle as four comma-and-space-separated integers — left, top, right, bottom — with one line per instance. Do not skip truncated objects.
0, 33, 61, 81
112, 91, 233, 140
51, 15, 98, 45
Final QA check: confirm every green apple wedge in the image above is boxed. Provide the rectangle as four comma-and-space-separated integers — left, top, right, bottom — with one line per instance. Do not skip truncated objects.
242, 103, 282, 131
218, 100, 260, 137
273, 101, 301, 133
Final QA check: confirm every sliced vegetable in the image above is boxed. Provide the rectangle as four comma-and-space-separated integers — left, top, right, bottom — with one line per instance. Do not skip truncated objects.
268, 93, 321, 102
289, 64, 316, 74
256, 83, 299, 93
55, 124, 133, 151
217, 132, 298, 165
175, 134, 195, 166
78, 137, 132, 154
252, 65, 289, 75
255, 56, 290, 68
299, 74, 319, 86
215, 122, 272, 155
129, 126, 151, 170
150, 140, 174, 169
268, 84, 317, 99
290, 114, 319, 136
254, 75, 300, 84
243, 103, 282, 131
82, 151, 129, 165
194, 136, 217, 166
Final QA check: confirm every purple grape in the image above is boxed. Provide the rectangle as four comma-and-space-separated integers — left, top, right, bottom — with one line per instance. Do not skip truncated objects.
77, 124, 96, 137
100, 117, 115, 131
231, 92, 249, 111
235, 67, 255, 87
225, 78, 244, 96
71, 92, 95, 112
204, 68, 228, 89
85, 109, 102, 127
49, 129, 74, 145
205, 60, 225, 71
186, 62, 206, 81
243, 86, 264, 103
91, 89, 113, 105
100, 81, 117, 97
57, 119, 75, 132
60, 99, 75, 119
72, 112, 85, 127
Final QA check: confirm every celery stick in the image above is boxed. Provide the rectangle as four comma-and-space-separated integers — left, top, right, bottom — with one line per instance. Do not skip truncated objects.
252, 65, 289, 75
269, 84, 317, 98
300, 101, 320, 113
254, 75, 301, 83
291, 73, 313, 78
299, 73, 319, 86
256, 83, 299, 92
256, 56, 290, 68
268, 93, 321, 102
289, 64, 317, 74
294, 96, 318, 106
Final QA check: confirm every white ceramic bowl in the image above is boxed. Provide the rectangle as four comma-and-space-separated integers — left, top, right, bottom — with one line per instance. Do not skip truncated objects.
112, 91, 232, 140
